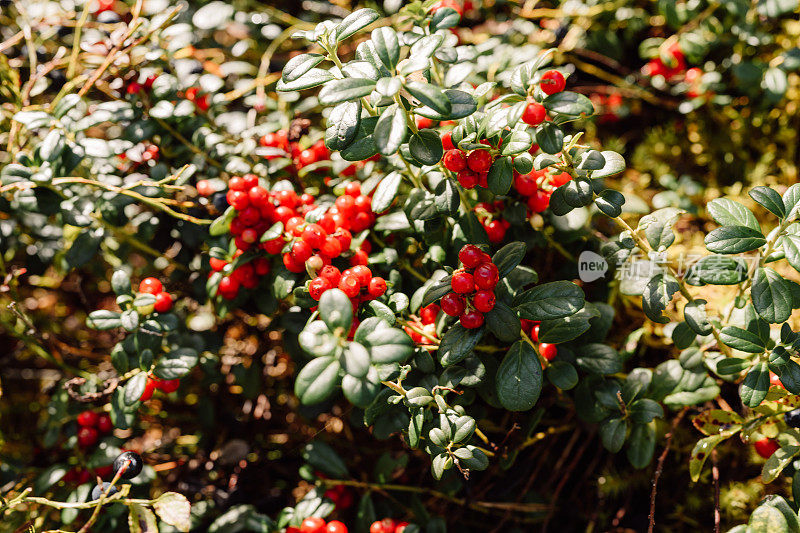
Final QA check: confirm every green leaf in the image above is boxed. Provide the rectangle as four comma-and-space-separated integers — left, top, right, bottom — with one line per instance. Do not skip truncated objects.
546, 360, 578, 390
685, 256, 748, 285
283, 53, 325, 83
371, 172, 402, 213
627, 422, 657, 469
299, 321, 338, 357
86, 310, 122, 330
373, 104, 407, 156
684, 299, 712, 335
705, 226, 767, 254
536, 122, 564, 154
500, 130, 533, 156
123, 372, 147, 405
750, 186, 786, 218
708, 198, 761, 232
719, 326, 767, 353
690, 430, 737, 482
592, 151, 626, 178
537, 306, 598, 343
575, 343, 623, 375
318, 288, 353, 332
303, 441, 349, 478
342, 371, 381, 408
515, 281, 585, 320
543, 91, 594, 116
408, 130, 443, 166
782, 234, 800, 273
421, 275, 453, 308
365, 327, 413, 364
762, 446, 800, 483
752, 267, 793, 323
64, 229, 102, 268
438, 324, 484, 366
783, 183, 800, 220
415, 89, 477, 120
600, 417, 627, 453
715, 358, 750, 375
405, 82, 452, 116
209, 206, 235, 236
336, 8, 380, 41
153, 492, 191, 533
485, 301, 521, 343
496, 340, 542, 411
748, 504, 791, 533
340, 116, 379, 162
492, 242, 527, 278
487, 156, 513, 195
319, 78, 376, 106
326, 101, 361, 151
641, 273, 680, 324
638, 207, 684, 251
294, 357, 341, 404
741, 362, 770, 407
371, 27, 400, 70
434, 178, 459, 215
276, 68, 335, 91
153, 348, 199, 380
628, 399, 664, 424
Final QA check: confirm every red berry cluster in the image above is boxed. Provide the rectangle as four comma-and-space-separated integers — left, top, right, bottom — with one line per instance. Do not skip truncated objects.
590, 92, 624, 123
474, 201, 509, 243
64, 463, 113, 485
522, 320, 557, 361
309, 264, 386, 303
290, 517, 348, 533
184, 86, 210, 112
370, 518, 410, 533
644, 42, 686, 80
76, 410, 113, 448
519, 70, 565, 126
513, 168, 572, 214
139, 374, 180, 402
404, 303, 440, 345
323, 483, 354, 511
138, 277, 173, 314
439, 245, 499, 329
442, 144, 494, 190
259, 129, 331, 170
125, 74, 158, 95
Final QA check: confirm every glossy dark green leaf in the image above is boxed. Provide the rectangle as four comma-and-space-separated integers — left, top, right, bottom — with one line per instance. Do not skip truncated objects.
641, 273, 680, 324
515, 281, 585, 320
373, 104, 407, 155
752, 267, 793, 323
336, 8, 380, 42
370, 27, 400, 70
741, 362, 770, 407
439, 323, 484, 366
536, 122, 564, 154
543, 91, 594, 116
408, 130, 443, 165
325, 101, 361, 151
705, 226, 767, 254
496, 340, 542, 411
750, 186, 786, 218
405, 82, 452, 116
276, 68, 335, 91
282, 53, 325, 83
294, 357, 341, 404
485, 301, 521, 343
319, 78, 376, 105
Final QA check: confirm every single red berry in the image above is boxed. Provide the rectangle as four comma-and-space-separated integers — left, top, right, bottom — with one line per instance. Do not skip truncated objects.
138, 277, 162, 295
443, 149, 467, 172
96, 413, 113, 434
339, 274, 361, 298
514, 172, 539, 196
549, 172, 572, 187
771, 373, 785, 390
140, 377, 158, 401
334, 229, 353, 252
291, 240, 313, 263
395, 523, 410, 533
77, 426, 99, 448
238, 207, 261, 226
530, 323, 540, 342
242, 174, 258, 189
474, 262, 499, 290
440, 293, 466, 316
420, 303, 440, 324
326, 521, 348, 533
467, 149, 493, 173
442, 131, 455, 151
302, 224, 327, 250
226, 190, 250, 210
539, 342, 557, 361
248, 186, 269, 208
457, 170, 479, 189
460, 310, 484, 329
254, 257, 271, 276
344, 181, 361, 196
319, 265, 342, 287
451, 271, 475, 294
754, 438, 780, 459
320, 236, 343, 258
196, 179, 215, 197
218, 276, 240, 299
521, 101, 547, 126
241, 228, 259, 244
473, 290, 496, 312
458, 245, 484, 268
351, 265, 372, 287
527, 190, 550, 213
77, 410, 99, 427
228, 176, 246, 191
300, 517, 327, 533
485, 220, 506, 243
540, 70, 566, 95
158, 379, 180, 393
350, 249, 369, 266
309, 277, 332, 300
153, 292, 173, 313
368, 277, 387, 298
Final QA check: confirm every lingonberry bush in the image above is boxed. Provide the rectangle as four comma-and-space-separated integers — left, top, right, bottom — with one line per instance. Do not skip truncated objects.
2, 0, 800, 532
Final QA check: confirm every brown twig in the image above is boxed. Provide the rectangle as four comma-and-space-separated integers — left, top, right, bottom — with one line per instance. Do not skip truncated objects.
648, 406, 689, 533
712, 449, 720, 533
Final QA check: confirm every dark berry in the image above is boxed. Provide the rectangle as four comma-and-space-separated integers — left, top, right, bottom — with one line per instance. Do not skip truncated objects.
785, 408, 800, 428
90, 482, 118, 501
113, 451, 143, 480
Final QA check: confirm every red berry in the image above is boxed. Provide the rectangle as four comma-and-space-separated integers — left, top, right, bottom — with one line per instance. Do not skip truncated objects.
291, 240, 313, 263
241, 228, 259, 244
420, 303, 440, 324
227, 190, 250, 210
527, 190, 550, 213
283, 252, 306, 273
320, 236, 343, 258
326, 521, 348, 533
443, 149, 467, 172
540, 70, 566, 95
254, 257, 271, 275
451, 271, 475, 294
771, 373, 785, 390
467, 149, 493, 173
302, 224, 327, 250
474, 262, 499, 290
319, 265, 342, 287
77, 426, 99, 448
344, 181, 361, 196
458, 245, 484, 268
530, 323, 540, 342
549, 172, 572, 187
350, 249, 369, 266
368, 277, 387, 298
339, 274, 361, 298
754, 438, 780, 459
154, 292, 173, 313
442, 131, 455, 151
521, 101, 547, 126
460, 310, 484, 328
514, 172, 539, 196
457, 170, 479, 189
473, 290, 496, 312
309, 277, 332, 300
196, 179, 215, 197
140, 377, 158, 401
242, 174, 258, 189
96, 414, 113, 434
218, 276, 240, 299
239, 207, 261, 226
485, 220, 506, 243
138, 277, 162, 295
248, 186, 269, 208
540, 342, 557, 361
351, 265, 372, 287
158, 379, 180, 393
440, 293, 466, 316
77, 410, 99, 427
300, 517, 327, 533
